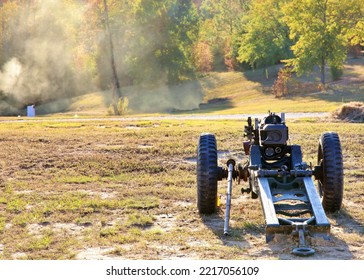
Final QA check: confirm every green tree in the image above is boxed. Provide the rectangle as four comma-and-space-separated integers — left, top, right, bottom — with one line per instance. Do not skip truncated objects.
237, 0, 293, 73
164, 0, 200, 83
283, 0, 359, 85
93, 0, 137, 89
199, 0, 248, 70
341, 0, 364, 57
131, 0, 199, 85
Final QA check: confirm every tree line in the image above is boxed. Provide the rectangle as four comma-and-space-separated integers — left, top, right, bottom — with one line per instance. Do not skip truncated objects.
0, 0, 363, 111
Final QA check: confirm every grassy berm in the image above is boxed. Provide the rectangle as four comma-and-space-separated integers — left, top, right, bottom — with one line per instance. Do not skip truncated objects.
0, 118, 363, 259
37, 57, 364, 116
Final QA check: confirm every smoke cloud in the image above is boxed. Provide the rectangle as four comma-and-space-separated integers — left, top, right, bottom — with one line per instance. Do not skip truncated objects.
124, 81, 203, 113
0, 0, 203, 115
0, 0, 92, 114
0, 57, 22, 95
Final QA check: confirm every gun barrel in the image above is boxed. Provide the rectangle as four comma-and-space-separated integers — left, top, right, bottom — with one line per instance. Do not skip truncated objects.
281, 112, 285, 123
224, 162, 234, 235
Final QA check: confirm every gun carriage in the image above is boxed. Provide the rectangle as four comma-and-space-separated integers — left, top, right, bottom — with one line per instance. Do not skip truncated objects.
197, 112, 343, 256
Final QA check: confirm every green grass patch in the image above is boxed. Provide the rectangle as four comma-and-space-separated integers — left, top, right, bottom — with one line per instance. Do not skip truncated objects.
125, 213, 155, 228
7, 198, 27, 214
55, 175, 100, 184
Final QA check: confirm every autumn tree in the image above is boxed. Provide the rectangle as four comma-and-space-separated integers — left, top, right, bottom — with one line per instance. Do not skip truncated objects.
199, 0, 248, 70
193, 41, 213, 72
0, 1, 19, 64
90, 0, 134, 90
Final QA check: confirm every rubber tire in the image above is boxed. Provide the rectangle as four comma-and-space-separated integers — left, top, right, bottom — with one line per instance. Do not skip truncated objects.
317, 132, 344, 213
197, 133, 218, 214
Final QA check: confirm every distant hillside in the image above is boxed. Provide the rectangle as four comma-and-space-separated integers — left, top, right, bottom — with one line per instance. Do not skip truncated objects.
31, 57, 364, 116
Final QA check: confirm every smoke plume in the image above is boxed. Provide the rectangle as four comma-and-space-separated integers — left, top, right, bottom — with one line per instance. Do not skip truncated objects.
0, 0, 203, 115
0, 0, 92, 114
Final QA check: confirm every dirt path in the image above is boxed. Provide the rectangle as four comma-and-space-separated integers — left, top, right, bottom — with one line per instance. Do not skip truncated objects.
121, 112, 328, 121
0, 112, 329, 123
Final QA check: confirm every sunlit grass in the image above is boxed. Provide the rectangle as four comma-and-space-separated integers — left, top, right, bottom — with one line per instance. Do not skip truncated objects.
195, 59, 364, 115
0, 117, 362, 259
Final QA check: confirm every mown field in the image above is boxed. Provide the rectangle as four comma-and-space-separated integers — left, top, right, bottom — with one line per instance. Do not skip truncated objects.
0, 117, 363, 260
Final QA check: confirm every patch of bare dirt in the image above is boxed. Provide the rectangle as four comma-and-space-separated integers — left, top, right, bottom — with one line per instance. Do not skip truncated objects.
153, 214, 177, 232
76, 247, 115, 260
68, 210, 364, 260
28, 222, 92, 237
12, 252, 27, 260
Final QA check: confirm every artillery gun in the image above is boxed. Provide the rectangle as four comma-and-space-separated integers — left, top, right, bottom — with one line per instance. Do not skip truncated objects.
196, 112, 343, 256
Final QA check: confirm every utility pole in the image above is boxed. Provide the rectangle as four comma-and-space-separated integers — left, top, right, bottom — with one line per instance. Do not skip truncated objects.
103, 0, 122, 115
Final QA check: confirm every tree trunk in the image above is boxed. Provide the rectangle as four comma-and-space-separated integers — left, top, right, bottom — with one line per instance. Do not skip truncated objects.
320, 57, 326, 85
103, 0, 122, 115
320, 0, 328, 86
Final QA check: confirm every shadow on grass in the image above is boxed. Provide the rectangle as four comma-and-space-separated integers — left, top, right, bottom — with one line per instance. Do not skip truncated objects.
200, 205, 359, 259
197, 98, 234, 112
275, 90, 364, 104
242, 57, 364, 105
264, 207, 359, 259
329, 208, 364, 235
200, 212, 258, 251
242, 65, 280, 88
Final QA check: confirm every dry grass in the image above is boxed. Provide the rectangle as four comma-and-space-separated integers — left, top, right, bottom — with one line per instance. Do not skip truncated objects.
0, 117, 363, 260
332, 102, 364, 122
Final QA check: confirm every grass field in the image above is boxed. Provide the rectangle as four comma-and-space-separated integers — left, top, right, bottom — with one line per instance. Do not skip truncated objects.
0, 117, 363, 259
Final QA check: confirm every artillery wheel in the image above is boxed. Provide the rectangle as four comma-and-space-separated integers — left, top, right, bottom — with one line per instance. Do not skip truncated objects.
197, 133, 218, 214
317, 132, 344, 213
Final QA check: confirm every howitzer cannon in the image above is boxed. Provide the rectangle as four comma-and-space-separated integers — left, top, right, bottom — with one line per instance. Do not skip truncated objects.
197, 112, 343, 256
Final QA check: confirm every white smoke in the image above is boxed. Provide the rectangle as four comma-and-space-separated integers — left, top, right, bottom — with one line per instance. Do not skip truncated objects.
0, 58, 23, 96
0, 0, 92, 112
